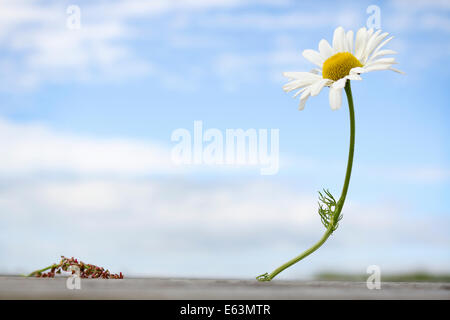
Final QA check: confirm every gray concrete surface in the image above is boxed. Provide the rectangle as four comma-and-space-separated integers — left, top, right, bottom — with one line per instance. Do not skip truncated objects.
0, 276, 449, 299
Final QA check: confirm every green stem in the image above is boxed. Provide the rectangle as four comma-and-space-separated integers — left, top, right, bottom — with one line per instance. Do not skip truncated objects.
27, 264, 58, 277
339, 81, 355, 209
257, 80, 355, 282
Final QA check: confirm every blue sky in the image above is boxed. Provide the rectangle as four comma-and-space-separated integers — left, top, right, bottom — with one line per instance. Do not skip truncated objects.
0, 0, 449, 279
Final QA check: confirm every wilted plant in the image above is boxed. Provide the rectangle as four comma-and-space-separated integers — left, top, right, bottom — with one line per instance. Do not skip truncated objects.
27, 256, 123, 279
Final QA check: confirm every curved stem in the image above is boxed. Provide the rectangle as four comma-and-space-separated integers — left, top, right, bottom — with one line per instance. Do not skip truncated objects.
339, 81, 355, 210
27, 264, 58, 277
257, 80, 355, 282
257, 225, 334, 281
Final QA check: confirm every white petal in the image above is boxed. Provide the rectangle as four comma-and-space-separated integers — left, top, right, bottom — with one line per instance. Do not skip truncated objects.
389, 67, 405, 74
283, 79, 311, 92
354, 27, 367, 60
365, 30, 382, 50
332, 26, 346, 52
364, 57, 397, 68
298, 90, 311, 110
346, 30, 354, 54
362, 64, 394, 72
345, 73, 362, 81
293, 87, 308, 98
310, 79, 331, 96
318, 39, 334, 59
359, 28, 375, 61
329, 87, 343, 110
367, 49, 397, 63
350, 67, 368, 74
283, 71, 322, 81
372, 31, 388, 48
369, 36, 394, 60
302, 49, 325, 67
282, 71, 324, 92
332, 78, 347, 89
309, 68, 322, 74
375, 36, 394, 51
300, 88, 311, 100
362, 31, 388, 63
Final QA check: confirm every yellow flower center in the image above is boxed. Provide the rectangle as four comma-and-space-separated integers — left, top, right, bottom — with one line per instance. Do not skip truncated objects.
322, 52, 363, 81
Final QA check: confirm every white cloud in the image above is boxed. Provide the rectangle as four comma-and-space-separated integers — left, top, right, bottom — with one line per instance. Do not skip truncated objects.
386, 167, 450, 184
420, 13, 450, 32
358, 164, 450, 184
0, 118, 287, 176
0, 0, 296, 90
4, 0, 448, 91
0, 118, 174, 176
0, 118, 447, 277
211, 34, 311, 90
0, 0, 154, 90
1, 172, 448, 277
199, 10, 362, 30
0, 120, 448, 277
387, 0, 450, 33
393, 0, 450, 11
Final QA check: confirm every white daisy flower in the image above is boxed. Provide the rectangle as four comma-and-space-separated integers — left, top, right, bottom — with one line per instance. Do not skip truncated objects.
283, 26, 402, 110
